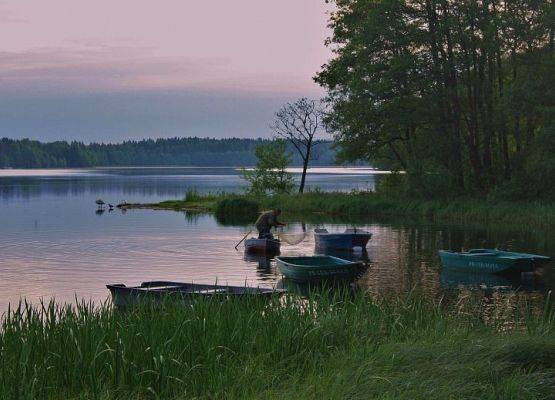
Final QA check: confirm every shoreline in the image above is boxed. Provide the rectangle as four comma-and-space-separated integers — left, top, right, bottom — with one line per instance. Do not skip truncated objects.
124, 192, 555, 229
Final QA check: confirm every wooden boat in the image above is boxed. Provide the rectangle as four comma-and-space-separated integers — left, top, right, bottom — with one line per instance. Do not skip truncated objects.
244, 237, 280, 254
314, 228, 372, 250
106, 281, 285, 307
276, 255, 365, 282
438, 249, 551, 274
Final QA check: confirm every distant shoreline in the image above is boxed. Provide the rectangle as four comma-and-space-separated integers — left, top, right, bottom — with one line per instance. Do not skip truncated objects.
0, 137, 343, 169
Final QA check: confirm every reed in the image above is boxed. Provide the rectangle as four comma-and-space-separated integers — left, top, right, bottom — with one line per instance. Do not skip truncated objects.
144, 191, 555, 228
213, 192, 555, 228
0, 292, 553, 399
184, 187, 203, 202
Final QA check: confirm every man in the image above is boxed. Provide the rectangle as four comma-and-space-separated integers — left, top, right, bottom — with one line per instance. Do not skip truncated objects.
255, 209, 286, 239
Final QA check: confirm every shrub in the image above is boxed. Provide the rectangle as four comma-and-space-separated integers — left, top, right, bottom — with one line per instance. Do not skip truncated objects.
493, 126, 555, 201
240, 141, 295, 195
215, 197, 260, 225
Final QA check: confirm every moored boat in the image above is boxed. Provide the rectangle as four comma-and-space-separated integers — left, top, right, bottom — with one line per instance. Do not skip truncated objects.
314, 246, 370, 263
314, 228, 372, 250
276, 255, 366, 282
438, 249, 551, 274
106, 281, 285, 307
244, 237, 280, 254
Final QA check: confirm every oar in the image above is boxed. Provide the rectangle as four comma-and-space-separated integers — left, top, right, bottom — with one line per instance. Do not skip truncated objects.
234, 230, 252, 250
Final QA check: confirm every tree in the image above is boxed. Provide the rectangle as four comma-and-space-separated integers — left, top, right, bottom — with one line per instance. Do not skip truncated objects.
271, 98, 324, 193
240, 141, 294, 195
316, 0, 554, 196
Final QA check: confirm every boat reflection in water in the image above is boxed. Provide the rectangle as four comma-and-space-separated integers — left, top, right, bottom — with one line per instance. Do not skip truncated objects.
243, 252, 279, 281
440, 269, 545, 291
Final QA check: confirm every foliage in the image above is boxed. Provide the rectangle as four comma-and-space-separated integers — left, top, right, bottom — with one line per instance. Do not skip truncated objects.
0, 293, 552, 399
493, 122, 555, 200
374, 172, 407, 197
316, 0, 554, 196
147, 191, 555, 228
242, 191, 555, 228
214, 197, 260, 225
0, 137, 337, 168
240, 141, 295, 195
184, 187, 202, 202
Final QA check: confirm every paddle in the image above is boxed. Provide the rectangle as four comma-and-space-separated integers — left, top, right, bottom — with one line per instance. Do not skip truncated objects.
234, 230, 252, 250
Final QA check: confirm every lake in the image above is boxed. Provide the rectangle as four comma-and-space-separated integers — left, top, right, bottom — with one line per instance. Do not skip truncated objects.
0, 167, 552, 314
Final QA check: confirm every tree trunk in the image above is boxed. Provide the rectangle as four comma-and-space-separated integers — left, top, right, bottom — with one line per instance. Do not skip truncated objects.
299, 157, 309, 193
299, 138, 312, 193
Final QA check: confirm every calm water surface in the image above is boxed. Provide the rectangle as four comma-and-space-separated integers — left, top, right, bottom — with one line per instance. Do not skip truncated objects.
0, 167, 552, 313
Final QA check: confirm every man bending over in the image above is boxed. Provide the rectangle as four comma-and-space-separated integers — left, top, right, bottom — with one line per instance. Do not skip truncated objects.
255, 209, 286, 239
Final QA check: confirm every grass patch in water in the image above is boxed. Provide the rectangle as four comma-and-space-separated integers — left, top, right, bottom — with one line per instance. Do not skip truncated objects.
0, 292, 553, 399
142, 191, 555, 228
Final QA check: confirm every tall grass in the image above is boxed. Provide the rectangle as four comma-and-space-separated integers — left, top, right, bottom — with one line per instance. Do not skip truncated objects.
142, 191, 555, 228
214, 197, 260, 225
215, 191, 555, 228
1, 292, 553, 399
136, 190, 555, 228
184, 187, 202, 202
257, 191, 555, 227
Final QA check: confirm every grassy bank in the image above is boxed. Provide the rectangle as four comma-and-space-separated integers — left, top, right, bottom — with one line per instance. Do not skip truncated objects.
1, 292, 554, 399
132, 191, 555, 228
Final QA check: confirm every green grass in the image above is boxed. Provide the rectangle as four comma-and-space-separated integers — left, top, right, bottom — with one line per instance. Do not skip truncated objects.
257, 192, 555, 228
1, 292, 553, 399
126, 190, 221, 212
139, 191, 555, 228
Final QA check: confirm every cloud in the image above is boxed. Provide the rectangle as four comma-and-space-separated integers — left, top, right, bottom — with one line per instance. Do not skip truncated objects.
0, 0, 331, 141
0, 5, 25, 22
0, 45, 324, 142
0, 46, 322, 96
0, 46, 221, 93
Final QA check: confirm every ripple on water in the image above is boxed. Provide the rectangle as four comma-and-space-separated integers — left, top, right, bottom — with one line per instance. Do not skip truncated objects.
0, 173, 553, 314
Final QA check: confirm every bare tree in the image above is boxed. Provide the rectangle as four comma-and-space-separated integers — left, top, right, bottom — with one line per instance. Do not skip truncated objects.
271, 98, 323, 193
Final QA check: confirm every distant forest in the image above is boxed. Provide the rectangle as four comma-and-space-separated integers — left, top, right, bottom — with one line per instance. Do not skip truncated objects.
0, 137, 337, 168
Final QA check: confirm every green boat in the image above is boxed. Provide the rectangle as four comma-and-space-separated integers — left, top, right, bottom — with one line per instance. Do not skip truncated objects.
438, 249, 551, 274
276, 255, 365, 282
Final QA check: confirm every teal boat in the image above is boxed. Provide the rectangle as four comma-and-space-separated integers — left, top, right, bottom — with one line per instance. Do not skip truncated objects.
276, 255, 365, 282
438, 249, 551, 274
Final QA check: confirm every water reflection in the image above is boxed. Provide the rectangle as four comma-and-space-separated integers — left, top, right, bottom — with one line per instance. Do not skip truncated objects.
0, 168, 552, 315
243, 253, 278, 281
440, 269, 517, 289
0, 167, 378, 201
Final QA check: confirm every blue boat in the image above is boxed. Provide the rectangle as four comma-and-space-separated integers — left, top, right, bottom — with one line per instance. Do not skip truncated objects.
313, 228, 372, 250
438, 249, 551, 274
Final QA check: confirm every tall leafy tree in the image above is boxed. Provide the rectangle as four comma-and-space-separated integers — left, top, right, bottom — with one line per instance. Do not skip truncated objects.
316, 0, 554, 196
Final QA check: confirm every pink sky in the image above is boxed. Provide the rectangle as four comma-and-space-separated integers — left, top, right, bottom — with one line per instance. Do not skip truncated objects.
0, 0, 331, 96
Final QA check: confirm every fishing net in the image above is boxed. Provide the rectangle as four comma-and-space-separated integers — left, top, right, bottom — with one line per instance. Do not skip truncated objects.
277, 232, 307, 245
